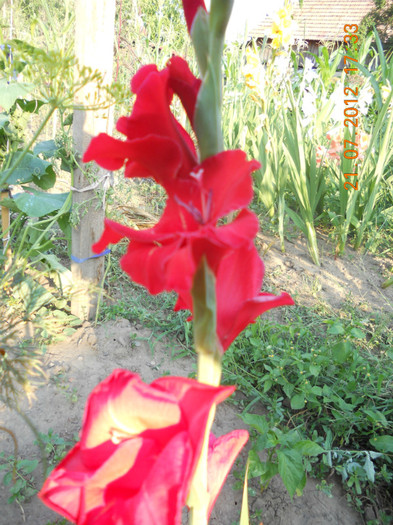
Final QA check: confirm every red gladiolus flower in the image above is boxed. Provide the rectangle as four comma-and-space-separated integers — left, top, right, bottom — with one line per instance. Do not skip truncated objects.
182, 0, 207, 33
39, 370, 237, 525
83, 57, 201, 193
91, 150, 260, 295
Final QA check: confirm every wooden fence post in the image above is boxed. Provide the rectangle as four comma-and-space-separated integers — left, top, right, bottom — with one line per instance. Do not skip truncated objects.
71, 0, 116, 321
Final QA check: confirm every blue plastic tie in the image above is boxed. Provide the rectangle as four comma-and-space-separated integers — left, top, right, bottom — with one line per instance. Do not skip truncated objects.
71, 248, 111, 264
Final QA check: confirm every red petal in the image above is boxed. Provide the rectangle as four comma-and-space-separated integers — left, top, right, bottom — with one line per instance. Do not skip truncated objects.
82, 133, 132, 170
182, 0, 207, 32
219, 291, 295, 351
116, 70, 197, 176
200, 151, 260, 221
153, 377, 235, 464
91, 219, 128, 254
80, 370, 181, 451
132, 433, 193, 524
207, 430, 249, 517
167, 56, 202, 124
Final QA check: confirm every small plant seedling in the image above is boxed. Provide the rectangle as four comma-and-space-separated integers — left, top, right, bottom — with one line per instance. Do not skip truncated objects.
0, 452, 39, 504
35, 429, 74, 469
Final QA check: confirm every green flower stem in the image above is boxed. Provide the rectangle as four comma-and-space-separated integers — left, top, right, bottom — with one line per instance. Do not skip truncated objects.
188, 259, 222, 524
0, 105, 57, 188
188, 349, 222, 525
193, 0, 234, 160
188, 2, 233, 522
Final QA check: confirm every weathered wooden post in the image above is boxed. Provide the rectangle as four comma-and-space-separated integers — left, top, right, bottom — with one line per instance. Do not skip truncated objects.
71, 0, 116, 321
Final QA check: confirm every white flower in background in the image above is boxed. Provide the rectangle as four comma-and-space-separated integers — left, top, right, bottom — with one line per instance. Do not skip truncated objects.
330, 82, 345, 123
273, 53, 292, 80
381, 80, 392, 113
255, 113, 268, 133
358, 82, 374, 115
303, 57, 318, 84
302, 89, 317, 118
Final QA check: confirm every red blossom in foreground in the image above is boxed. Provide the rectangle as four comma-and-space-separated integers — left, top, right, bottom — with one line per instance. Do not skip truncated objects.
39, 370, 242, 525
182, 0, 207, 32
83, 56, 201, 193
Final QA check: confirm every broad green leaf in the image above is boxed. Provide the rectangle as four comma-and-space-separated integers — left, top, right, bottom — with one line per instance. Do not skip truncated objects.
15, 98, 46, 113
309, 365, 321, 377
277, 448, 304, 498
12, 188, 69, 217
0, 113, 9, 129
240, 413, 269, 435
363, 455, 375, 483
17, 459, 38, 474
2, 152, 55, 188
327, 322, 345, 335
247, 450, 265, 478
371, 435, 393, 453
290, 393, 305, 410
350, 327, 365, 339
293, 440, 324, 456
0, 79, 33, 111
310, 385, 322, 395
259, 460, 279, 485
363, 409, 388, 427
332, 341, 352, 364
34, 139, 58, 159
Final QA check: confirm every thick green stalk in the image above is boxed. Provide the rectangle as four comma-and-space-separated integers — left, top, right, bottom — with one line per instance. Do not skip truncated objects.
187, 2, 234, 523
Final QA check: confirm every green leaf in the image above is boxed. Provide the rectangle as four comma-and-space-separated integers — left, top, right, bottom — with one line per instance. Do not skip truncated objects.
363, 409, 388, 427
290, 393, 305, 410
259, 460, 279, 485
17, 459, 38, 474
277, 448, 304, 498
364, 455, 375, 483
247, 450, 265, 478
0, 79, 33, 111
310, 385, 322, 395
2, 152, 55, 188
350, 327, 365, 339
9, 478, 25, 495
15, 98, 46, 113
331, 341, 352, 364
240, 413, 269, 435
0, 113, 9, 129
309, 365, 321, 377
293, 440, 324, 456
12, 188, 69, 217
34, 139, 58, 159
3, 471, 13, 486
371, 435, 393, 453
327, 322, 345, 335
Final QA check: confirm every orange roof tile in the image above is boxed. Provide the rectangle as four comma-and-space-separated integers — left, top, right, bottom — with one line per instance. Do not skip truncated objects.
249, 0, 376, 42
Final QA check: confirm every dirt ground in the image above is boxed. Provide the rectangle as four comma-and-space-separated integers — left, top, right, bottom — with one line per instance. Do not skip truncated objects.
1, 231, 392, 525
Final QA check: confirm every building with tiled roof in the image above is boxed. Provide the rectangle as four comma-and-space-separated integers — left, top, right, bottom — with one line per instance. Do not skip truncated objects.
249, 0, 376, 45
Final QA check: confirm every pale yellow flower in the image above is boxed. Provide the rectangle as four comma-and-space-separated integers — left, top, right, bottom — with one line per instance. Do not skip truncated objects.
270, 1, 296, 50
243, 47, 265, 102
381, 81, 391, 103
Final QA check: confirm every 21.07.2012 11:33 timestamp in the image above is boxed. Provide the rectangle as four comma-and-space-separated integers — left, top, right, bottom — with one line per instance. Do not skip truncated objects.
342, 23, 363, 191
